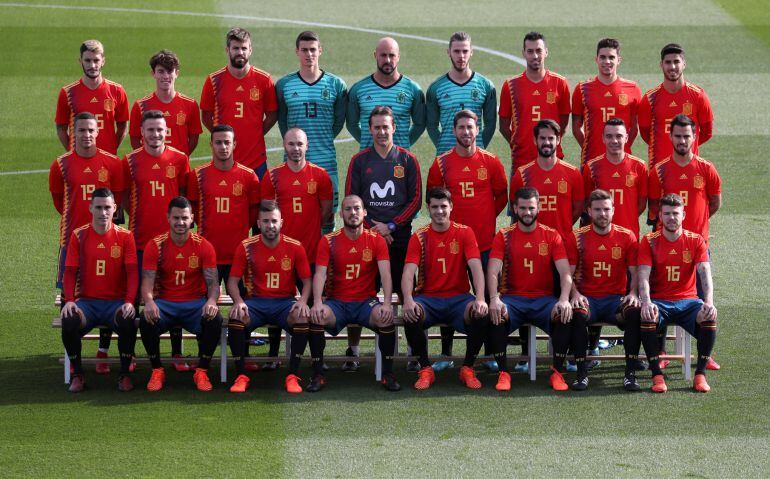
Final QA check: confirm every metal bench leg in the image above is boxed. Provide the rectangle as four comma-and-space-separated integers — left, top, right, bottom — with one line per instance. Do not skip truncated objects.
375, 332, 382, 382
220, 327, 227, 383
64, 351, 71, 384
529, 326, 537, 381
285, 330, 292, 359
681, 326, 692, 381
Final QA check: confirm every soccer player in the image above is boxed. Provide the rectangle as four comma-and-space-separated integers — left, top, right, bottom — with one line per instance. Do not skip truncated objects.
200, 28, 278, 178
346, 37, 426, 150
571, 38, 642, 167
401, 187, 488, 390
426, 32, 496, 156
426, 109, 507, 368
638, 43, 714, 169
499, 32, 570, 170
226, 201, 312, 393
50, 112, 125, 372
129, 50, 203, 155
276, 31, 347, 232
487, 187, 574, 391
124, 110, 191, 369
187, 125, 260, 289
345, 106, 421, 370
510, 119, 584, 239
310, 195, 400, 391
582, 118, 647, 239
565, 189, 642, 391
60, 188, 137, 392
647, 114, 722, 371
638, 193, 717, 393
139, 197, 222, 392
56, 40, 129, 155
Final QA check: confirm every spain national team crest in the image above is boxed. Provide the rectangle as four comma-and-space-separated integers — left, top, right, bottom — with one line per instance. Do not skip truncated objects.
693, 175, 704, 189
176, 111, 186, 126
232, 181, 243, 196
250, 87, 260, 101
110, 245, 122, 259
546, 91, 556, 104
307, 180, 317, 194
538, 242, 549, 256
477, 167, 488, 181
393, 165, 405, 179
557, 179, 568, 194
449, 240, 460, 255
682, 250, 692, 264
322, 88, 331, 100
618, 93, 628, 106
682, 102, 693, 115
103, 98, 114, 112
281, 257, 292, 271
397, 92, 407, 104
362, 248, 373, 262
188, 255, 199, 269
612, 246, 622, 260
97, 167, 109, 183
166, 165, 176, 179
625, 174, 636, 188
471, 89, 480, 101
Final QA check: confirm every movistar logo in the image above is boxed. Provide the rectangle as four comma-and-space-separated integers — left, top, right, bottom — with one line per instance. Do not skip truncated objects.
370, 180, 395, 199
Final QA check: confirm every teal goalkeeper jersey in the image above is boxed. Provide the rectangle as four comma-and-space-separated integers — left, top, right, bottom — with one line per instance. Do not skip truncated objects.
346, 74, 426, 150
276, 71, 347, 176
426, 72, 497, 156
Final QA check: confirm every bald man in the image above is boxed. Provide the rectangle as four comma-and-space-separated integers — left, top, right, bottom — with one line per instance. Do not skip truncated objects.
346, 37, 426, 150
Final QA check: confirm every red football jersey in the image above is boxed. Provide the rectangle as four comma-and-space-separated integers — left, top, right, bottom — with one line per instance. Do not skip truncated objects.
261, 162, 333, 263
490, 223, 567, 298
637, 82, 714, 167
510, 159, 584, 238
142, 232, 217, 302
316, 229, 390, 302
187, 162, 260, 264
648, 156, 721, 242
571, 77, 642, 166
124, 146, 190, 249
64, 224, 137, 302
498, 71, 571, 169
405, 222, 480, 297
230, 234, 311, 298
49, 149, 124, 246
565, 224, 638, 297
638, 230, 707, 301
426, 148, 508, 251
55, 79, 130, 154
200, 66, 278, 171
582, 153, 648, 239
129, 92, 203, 155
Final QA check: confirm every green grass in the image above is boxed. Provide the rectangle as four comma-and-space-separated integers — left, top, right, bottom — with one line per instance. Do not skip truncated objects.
1, 1, 769, 477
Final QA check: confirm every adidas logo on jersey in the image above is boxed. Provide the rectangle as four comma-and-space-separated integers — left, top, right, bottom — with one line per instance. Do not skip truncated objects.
598, 245, 607, 251
83, 167, 92, 173
236, 86, 244, 92
163, 111, 170, 116
219, 180, 227, 186
365, 95, 372, 100
292, 92, 299, 97
268, 256, 276, 262
349, 247, 357, 253
612, 172, 620, 178
604, 91, 613, 97
524, 242, 532, 248
152, 163, 160, 170
680, 174, 688, 180
544, 178, 552, 184
533, 90, 540, 96
669, 101, 677, 107
442, 93, 450, 99
176, 253, 184, 259
462, 166, 471, 172
292, 180, 301, 186
669, 249, 678, 255
90, 97, 98, 103
97, 243, 105, 249
438, 241, 445, 247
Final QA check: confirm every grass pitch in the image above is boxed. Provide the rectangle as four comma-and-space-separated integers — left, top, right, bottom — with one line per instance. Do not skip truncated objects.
0, 0, 769, 477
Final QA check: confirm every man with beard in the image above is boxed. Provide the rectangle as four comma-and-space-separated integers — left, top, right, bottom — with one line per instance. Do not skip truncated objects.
426, 32, 496, 156
56, 40, 129, 154
487, 187, 574, 391
638, 43, 714, 169
426, 110, 507, 371
347, 37, 426, 150
564, 189, 642, 391
498, 32, 570, 170
638, 194, 717, 393
226, 201, 313, 394
344, 106, 421, 371
201, 28, 278, 178
139, 197, 222, 392
310, 195, 400, 392
401, 187, 489, 390
648, 114, 722, 370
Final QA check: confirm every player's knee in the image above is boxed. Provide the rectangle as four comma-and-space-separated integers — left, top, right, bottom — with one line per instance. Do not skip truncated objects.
572, 308, 589, 324
61, 314, 81, 335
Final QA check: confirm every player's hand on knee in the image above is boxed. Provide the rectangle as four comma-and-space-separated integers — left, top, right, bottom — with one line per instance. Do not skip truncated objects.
402, 299, 420, 323
230, 302, 248, 323
310, 303, 326, 324
553, 300, 572, 323
61, 301, 80, 319
121, 302, 136, 321
143, 300, 160, 324
641, 301, 658, 323
489, 297, 505, 325
202, 300, 219, 320
290, 301, 310, 320
698, 303, 718, 323
621, 293, 640, 309
378, 303, 394, 325
570, 294, 588, 310
472, 298, 488, 318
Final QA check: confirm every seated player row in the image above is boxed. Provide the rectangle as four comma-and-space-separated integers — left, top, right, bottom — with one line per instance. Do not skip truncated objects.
60, 185, 716, 395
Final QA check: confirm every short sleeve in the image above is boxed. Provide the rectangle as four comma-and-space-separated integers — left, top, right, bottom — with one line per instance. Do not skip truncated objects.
498, 80, 511, 117
200, 76, 214, 113
490, 230, 506, 261
201, 238, 218, 269
315, 236, 331, 267
55, 88, 70, 125
374, 234, 390, 261
404, 233, 422, 265
571, 83, 584, 116
637, 236, 652, 267
463, 227, 481, 260
129, 101, 142, 138
229, 243, 247, 278
142, 239, 159, 271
